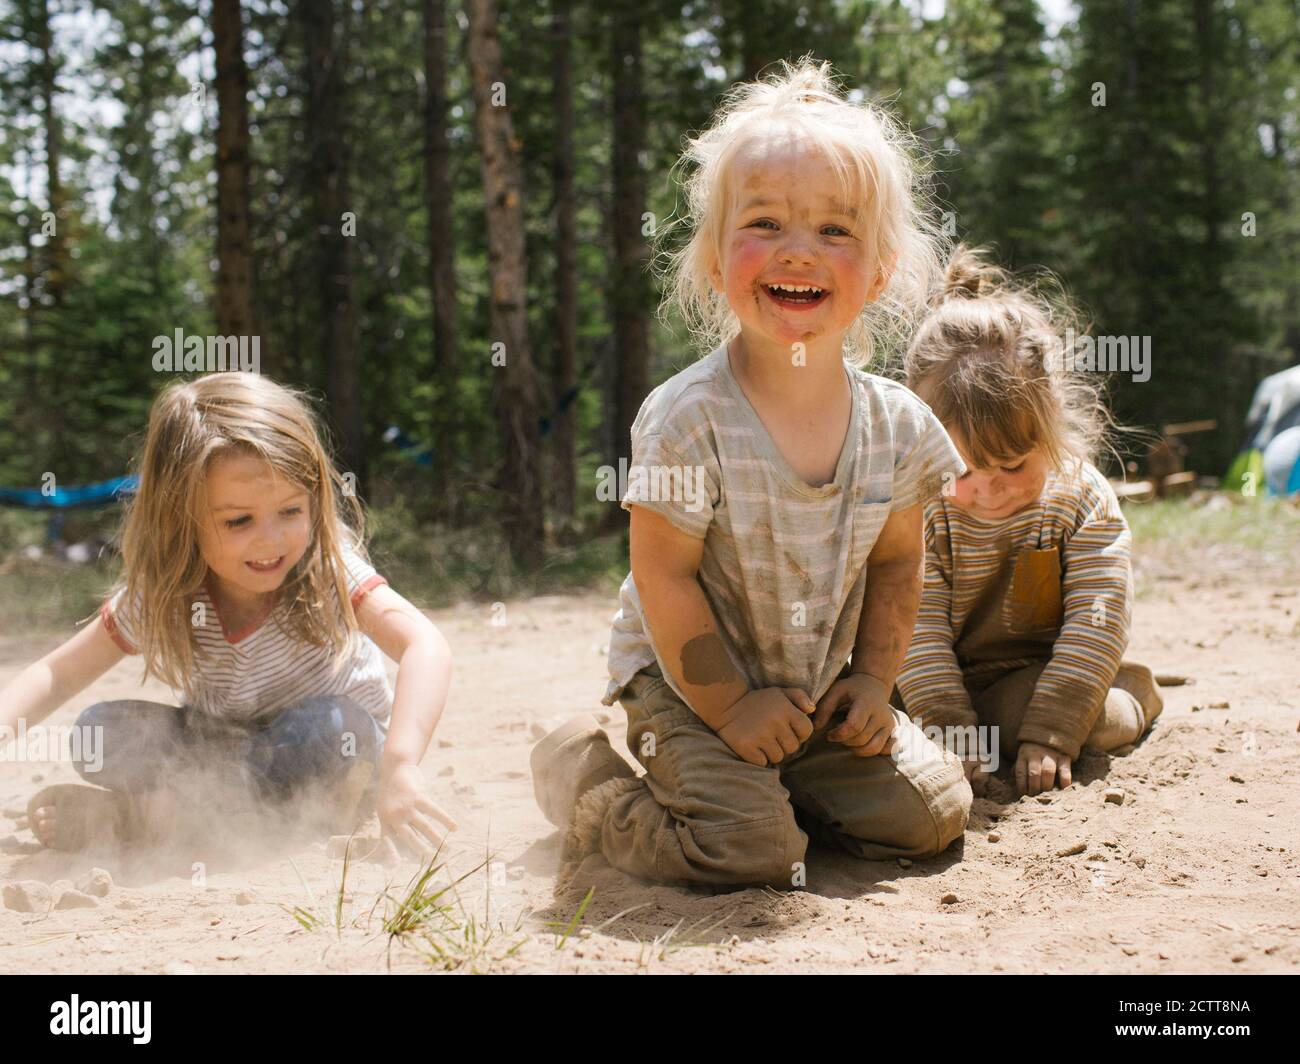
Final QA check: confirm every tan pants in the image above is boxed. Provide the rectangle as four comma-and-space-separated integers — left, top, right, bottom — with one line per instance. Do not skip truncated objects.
968, 659, 1164, 760
576, 666, 972, 889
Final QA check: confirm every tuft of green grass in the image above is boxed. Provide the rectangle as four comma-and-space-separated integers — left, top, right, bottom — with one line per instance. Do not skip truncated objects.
1123, 495, 1300, 571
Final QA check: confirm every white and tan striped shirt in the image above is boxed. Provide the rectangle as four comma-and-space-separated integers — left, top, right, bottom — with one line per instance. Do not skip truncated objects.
101, 540, 393, 725
897, 458, 1132, 756
603, 343, 965, 709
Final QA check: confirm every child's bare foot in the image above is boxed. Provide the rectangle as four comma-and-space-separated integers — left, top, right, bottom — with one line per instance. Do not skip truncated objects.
27, 784, 128, 851
27, 785, 178, 851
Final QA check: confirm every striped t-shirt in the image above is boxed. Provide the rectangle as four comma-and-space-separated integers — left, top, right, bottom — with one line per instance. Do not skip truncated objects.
603, 343, 965, 709
896, 458, 1132, 757
101, 540, 393, 725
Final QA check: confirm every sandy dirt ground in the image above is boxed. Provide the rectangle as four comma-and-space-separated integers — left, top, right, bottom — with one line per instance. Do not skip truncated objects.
1, 550, 1297, 974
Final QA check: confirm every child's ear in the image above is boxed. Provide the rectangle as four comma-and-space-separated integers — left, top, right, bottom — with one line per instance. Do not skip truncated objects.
707, 255, 724, 294
866, 252, 899, 303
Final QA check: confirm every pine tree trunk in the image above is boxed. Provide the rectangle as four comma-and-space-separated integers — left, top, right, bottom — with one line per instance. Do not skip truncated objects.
467, 0, 545, 568
299, 0, 365, 496
550, 0, 577, 523
424, 0, 459, 515
212, 0, 257, 343
36, 0, 65, 307
606, 0, 650, 530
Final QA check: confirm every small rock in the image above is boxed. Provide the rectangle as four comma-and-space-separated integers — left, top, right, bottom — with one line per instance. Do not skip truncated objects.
987, 832, 1000, 843
1055, 841, 1087, 858
578, 927, 593, 939
940, 893, 959, 905
3, 881, 52, 912
1208, 700, 1230, 709
1154, 674, 1189, 687
897, 857, 912, 868
235, 891, 254, 905
76, 868, 113, 898
1035, 794, 1053, 804
1229, 774, 1245, 784
1230, 954, 1246, 964
1103, 788, 1126, 805
53, 889, 98, 910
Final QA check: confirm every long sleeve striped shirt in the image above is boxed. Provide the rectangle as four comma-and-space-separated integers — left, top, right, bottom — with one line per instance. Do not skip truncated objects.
896, 458, 1132, 758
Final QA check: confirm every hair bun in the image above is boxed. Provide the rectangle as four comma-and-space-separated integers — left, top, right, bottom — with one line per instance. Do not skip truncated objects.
934, 244, 1007, 306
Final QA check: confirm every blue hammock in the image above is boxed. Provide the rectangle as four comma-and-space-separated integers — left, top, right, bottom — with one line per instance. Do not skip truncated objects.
0, 474, 139, 511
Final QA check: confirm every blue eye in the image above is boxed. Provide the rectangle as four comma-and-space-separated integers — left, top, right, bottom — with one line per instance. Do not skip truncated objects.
823, 225, 851, 237
748, 218, 778, 229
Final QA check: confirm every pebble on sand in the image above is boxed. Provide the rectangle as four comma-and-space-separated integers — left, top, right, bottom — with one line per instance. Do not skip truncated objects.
1103, 788, 1126, 805
897, 857, 912, 868
987, 832, 1001, 843
3, 881, 52, 912
53, 888, 98, 910
940, 893, 959, 905
1055, 841, 1088, 858
76, 868, 113, 898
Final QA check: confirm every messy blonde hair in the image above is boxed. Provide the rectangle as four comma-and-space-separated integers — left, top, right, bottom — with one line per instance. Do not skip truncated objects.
107, 372, 368, 692
905, 245, 1110, 472
659, 56, 948, 368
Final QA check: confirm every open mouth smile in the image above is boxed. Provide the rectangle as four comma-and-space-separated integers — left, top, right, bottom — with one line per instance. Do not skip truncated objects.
763, 282, 829, 309
246, 556, 285, 573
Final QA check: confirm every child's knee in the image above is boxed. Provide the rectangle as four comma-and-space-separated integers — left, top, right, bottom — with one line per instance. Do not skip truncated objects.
900, 755, 972, 858
695, 813, 807, 888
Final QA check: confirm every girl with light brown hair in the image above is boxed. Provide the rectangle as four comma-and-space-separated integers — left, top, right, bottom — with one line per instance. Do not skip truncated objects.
0, 372, 456, 854
897, 246, 1163, 797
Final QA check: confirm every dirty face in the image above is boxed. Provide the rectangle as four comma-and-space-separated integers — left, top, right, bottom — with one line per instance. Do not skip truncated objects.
946, 431, 1051, 521
709, 132, 887, 354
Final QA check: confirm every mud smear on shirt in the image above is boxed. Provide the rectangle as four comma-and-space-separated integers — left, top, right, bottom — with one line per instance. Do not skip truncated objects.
680, 633, 734, 686
917, 459, 946, 504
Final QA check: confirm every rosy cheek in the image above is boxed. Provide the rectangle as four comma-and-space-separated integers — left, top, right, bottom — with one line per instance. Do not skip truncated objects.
726, 236, 769, 287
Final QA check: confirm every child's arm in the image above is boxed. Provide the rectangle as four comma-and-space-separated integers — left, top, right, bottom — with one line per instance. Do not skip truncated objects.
1019, 483, 1131, 762
0, 617, 126, 745
630, 506, 816, 767
354, 585, 457, 852
896, 517, 978, 732
813, 503, 924, 755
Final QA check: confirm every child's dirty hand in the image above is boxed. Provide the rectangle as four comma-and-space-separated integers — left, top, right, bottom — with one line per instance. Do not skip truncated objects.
377, 760, 459, 858
1015, 742, 1072, 795
962, 758, 991, 797
715, 687, 815, 768
814, 673, 897, 758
